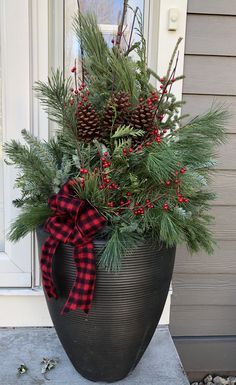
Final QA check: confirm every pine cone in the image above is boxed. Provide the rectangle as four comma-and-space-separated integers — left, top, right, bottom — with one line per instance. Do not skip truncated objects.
130, 103, 155, 131
76, 103, 101, 142
102, 91, 130, 132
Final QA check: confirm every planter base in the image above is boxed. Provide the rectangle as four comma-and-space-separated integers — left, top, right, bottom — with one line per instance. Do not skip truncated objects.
37, 228, 175, 382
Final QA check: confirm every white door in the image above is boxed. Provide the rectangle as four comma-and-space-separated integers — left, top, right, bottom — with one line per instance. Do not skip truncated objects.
0, 0, 33, 287
0, 0, 187, 326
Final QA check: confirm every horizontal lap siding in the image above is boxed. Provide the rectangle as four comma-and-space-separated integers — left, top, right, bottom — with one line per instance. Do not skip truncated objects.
185, 15, 236, 56
174, 241, 236, 274
184, 56, 236, 95
170, 0, 236, 338
188, 0, 236, 16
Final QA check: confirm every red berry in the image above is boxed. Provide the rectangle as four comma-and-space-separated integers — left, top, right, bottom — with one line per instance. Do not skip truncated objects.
83, 169, 88, 174
163, 203, 169, 211
74, 89, 79, 94
108, 202, 114, 207
84, 97, 88, 102
160, 77, 165, 83
174, 179, 180, 184
162, 128, 167, 133
71, 66, 76, 73
146, 199, 150, 203
180, 168, 186, 174
156, 136, 161, 143
80, 168, 84, 174
81, 83, 85, 88
129, 148, 133, 153
126, 192, 132, 196
101, 157, 106, 162
178, 197, 184, 203
104, 152, 108, 157
139, 97, 144, 102
99, 185, 105, 190
123, 148, 127, 155
160, 85, 164, 89
103, 162, 111, 168
69, 99, 74, 105
126, 199, 131, 205
165, 181, 171, 186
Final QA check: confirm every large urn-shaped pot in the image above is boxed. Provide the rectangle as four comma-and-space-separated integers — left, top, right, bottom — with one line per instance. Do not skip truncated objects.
37, 227, 175, 383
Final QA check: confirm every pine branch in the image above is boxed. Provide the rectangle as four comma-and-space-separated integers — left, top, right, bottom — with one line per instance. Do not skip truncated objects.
98, 226, 140, 272
8, 205, 53, 242
34, 70, 75, 131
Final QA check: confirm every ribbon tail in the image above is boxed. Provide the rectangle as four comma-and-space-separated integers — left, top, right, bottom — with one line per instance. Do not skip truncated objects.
41, 235, 59, 299
61, 242, 96, 315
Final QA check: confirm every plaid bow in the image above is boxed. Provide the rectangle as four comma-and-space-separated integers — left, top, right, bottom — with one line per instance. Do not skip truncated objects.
40, 180, 106, 315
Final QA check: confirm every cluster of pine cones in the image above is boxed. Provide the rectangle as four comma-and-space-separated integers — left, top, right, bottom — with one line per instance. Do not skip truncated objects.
76, 91, 156, 142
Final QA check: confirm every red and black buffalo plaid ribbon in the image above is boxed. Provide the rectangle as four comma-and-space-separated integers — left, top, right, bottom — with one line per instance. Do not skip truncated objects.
40, 180, 106, 315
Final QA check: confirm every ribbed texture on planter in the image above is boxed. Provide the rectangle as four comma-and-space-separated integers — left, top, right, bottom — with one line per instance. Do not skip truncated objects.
37, 227, 175, 383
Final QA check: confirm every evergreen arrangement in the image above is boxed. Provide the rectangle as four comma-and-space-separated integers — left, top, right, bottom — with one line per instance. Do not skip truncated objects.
4, 4, 228, 271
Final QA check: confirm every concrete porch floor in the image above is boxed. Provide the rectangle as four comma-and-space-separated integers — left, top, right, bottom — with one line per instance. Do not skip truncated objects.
0, 325, 189, 385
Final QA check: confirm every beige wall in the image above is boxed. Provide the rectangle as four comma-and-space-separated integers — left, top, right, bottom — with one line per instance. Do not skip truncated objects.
170, 0, 236, 339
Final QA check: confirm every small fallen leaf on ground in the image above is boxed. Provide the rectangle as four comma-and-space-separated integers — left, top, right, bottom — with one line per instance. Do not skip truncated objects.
41, 357, 59, 374
17, 363, 28, 375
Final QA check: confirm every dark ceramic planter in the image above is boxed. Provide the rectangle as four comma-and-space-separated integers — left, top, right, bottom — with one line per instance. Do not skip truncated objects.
37, 227, 175, 383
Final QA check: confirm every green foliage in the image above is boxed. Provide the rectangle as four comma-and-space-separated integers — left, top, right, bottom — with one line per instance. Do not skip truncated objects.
111, 125, 144, 150
34, 70, 77, 135
8, 205, 53, 242
4, 9, 229, 271
73, 12, 139, 105
145, 141, 179, 184
98, 226, 141, 272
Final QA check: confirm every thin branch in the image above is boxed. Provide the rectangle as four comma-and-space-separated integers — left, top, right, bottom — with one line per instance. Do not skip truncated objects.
127, 6, 139, 52
166, 37, 182, 79
116, 0, 128, 47
152, 39, 183, 122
